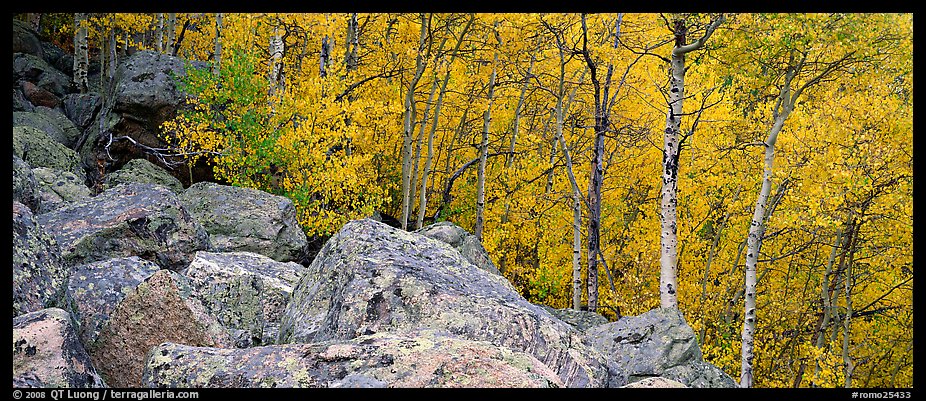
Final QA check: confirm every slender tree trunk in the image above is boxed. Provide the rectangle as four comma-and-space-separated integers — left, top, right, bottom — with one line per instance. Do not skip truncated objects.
320, 35, 331, 78
409, 74, 439, 226
214, 13, 223, 77
842, 221, 857, 388
29, 13, 42, 32
344, 13, 359, 72
572, 191, 583, 310
72, 13, 89, 94
475, 49, 498, 241
157, 13, 164, 52
268, 25, 285, 109
166, 13, 176, 54
400, 13, 429, 230
108, 24, 117, 80
813, 228, 844, 384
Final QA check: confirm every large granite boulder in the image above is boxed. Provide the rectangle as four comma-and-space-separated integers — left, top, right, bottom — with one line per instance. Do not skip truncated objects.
13, 202, 68, 317
278, 219, 613, 387
179, 182, 308, 263
40, 41, 74, 77
32, 167, 92, 214
79, 51, 211, 186
14, 109, 82, 149
35, 183, 210, 270
621, 377, 688, 388
13, 125, 86, 182
104, 158, 184, 194
540, 305, 610, 333
182, 251, 306, 347
13, 155, 40, 212
142, 330, 563, 388
13, 308, 106, 388
13, 52, 72, 98
416, 221, 500, 276
89, 270, 232, 387
65, 257, 161, 350
62, 92, 102, 131
584, 307, 737, 388
13, 19, 44, 59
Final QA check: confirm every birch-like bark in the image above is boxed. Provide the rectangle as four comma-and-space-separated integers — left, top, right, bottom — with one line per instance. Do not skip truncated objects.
408, 73, 439, 227
108, 24, 117, 80
268, 25, 285, 108
214, 13, 223, 77
842, 222, 857, 388
660, 14, 724, 309
29, 13, 41, 31
320, 35, 331, 78
474, 49, 498, 241
400, 13, 429, 230
344, 13, 359, 72
572, 191, 583, 310
72, 13, 89, 94
157, 13, 164, 53
166, 13, 176, 55
813, 228, 844, 384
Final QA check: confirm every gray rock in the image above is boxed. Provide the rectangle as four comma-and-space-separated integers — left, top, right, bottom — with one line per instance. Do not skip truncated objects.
40, 41, 74, 76
90, 270, 232, 387
142, 330, 563, 388
13, 52, 72, 98
278, 219, 612, 388
32, 167, 92, 214
584, 307, 737, 388
182, 251, 306, 347
13, 202, 68, 317
180, 182, 308, 263
13, 155, 40, 212
62, 92, 102, 130
14, 109, 81, 149
13, 308, 106, 388
14, 88, 36, 112
35, 183, 211, 270
621, 377, 688, 388
105, 158, 184, 194
416, 221, 501, 276
540, 305, 610, 332
12, 19, 44, 59
13, 125, 86, 182
65, 257, 161, 349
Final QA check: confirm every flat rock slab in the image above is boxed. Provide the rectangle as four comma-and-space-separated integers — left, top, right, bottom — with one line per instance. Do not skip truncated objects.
13, 201, 68, 317
142, 330, 563, 388
180, 182, 308, 263
32, 167, 91, 214
584, 307, 737, 388
91, 270, 232, 387
540, 305, 610, 333
278, 219, 612, 388
65, 257, 161, 349
104, 158, 184, 194
13, 308, 106, 388
183, 251, 306, 347
36, 183, 210, 270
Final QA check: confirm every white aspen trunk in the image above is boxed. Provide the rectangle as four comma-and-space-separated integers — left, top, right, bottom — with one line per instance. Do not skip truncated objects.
572, 191, 583, 310
320, 35, 331, 78
29, 13, 41, 31
408, 74, 439, 226
166, 13, 176, 55
474, 50, 498, 241
108, 25, 117, 80
400, 14, 429, 230
507, 57, 534, 168
214, 13, 223, 77
344, 13, 358, 72
813, 228, 844, 384
268, 25, 284, 107
157, 13, 164, 53
72, 13, 89, 94
660, 48, 685, 309
842, 226, 855, 388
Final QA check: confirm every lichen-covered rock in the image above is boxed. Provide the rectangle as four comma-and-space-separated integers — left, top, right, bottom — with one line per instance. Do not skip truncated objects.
105, 158, 184, 194
32, 167, 92, 214
621, 377, 688, 388
91, 269, 232, 387
182, 251, 306, 347
13, 126, 86, 182
65, 257, 161, 349
584, 307, 737, 388
12, 52, 72, 98
540, 305, 610, 332
14, 88, 36, 112
13, 155, 40, 212
35, 183, 210, 270
14, 110, 81, 149
13, 20, 44, 59
40, 41, 74, 77
142, 330, 563, 388
13, 202, 68, 317
416, 221, 500, 276
62, 92, 102, 131
13, 308, 106, 388
179, 182, 308, 263
278, 219, 612, 387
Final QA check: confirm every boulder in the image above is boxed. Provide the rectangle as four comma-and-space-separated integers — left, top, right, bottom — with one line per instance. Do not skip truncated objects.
540, 305, 610, 332
621, 377, 688, 388
14, 109, 81, 149
32, 167, 92, 214
13, 125, 86, 182
80, 51, 211, 187
182, 251, 306, 347
584, 307, 737, 388
62, 92, 102, 130
14, 88, 36, 112
13, 155, 40, 212
40, 41, 74, 76
90, 269, 232, 387
12, 19, 44, 59
416, 221, 500, 276
35, 183, 211, 270
142, 330, 563, 388
179, 182, 308, 263
65, 257, 160, 349
21, 80, 60, 108
13, 52, 72, 98
105, 158, 184, 194
278, 219, 613, 388
13, 308, 106, 388
13, 202, 68, 317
